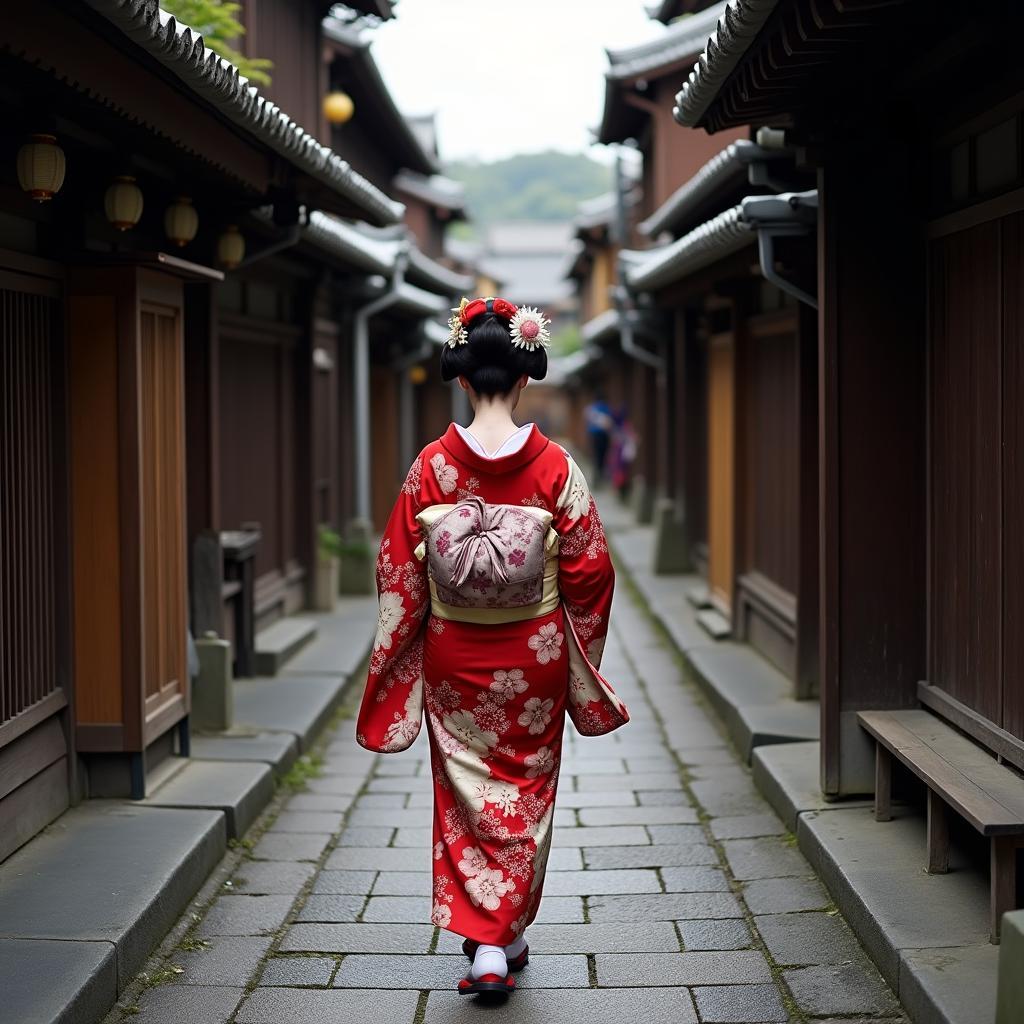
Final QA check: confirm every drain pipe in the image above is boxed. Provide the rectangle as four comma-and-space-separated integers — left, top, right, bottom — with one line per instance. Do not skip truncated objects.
352, 249, 409, 524
742, 191, 818, 309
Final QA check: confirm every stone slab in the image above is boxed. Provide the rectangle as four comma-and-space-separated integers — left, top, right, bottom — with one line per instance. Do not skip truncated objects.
901, 944, 998, 1024
237, 987, 420, 1024
144, 759, 274, 838
540, 868, 661, 896
250, 831, 332, 862
259, 956, 336, 987
783, 963, 901, 1017
173, 935, 273, 987
254, 616, 318, 676
577, 805, 698, 826
755, 912, 869, 967
231, 861, 316, 896
520, 921, 680, 953
295, 894, 365, 922
132, 983, 244, 1024
423, 986, 699, 1023
280, 922, 435, 953
284, 599, 377, 677
189, 731, 299, 778
233, 675, 346, 753
692, 984, 787, 1023
332, 953, 589, 989
0, 802, 224, 990
751, 740, 870, 832
587, 891, 742, 922
0, 937, 116, 1024
199, 895, 294, 937
583, 843, 717, 870
678, 919, 752, 950
596, 949, 773, 987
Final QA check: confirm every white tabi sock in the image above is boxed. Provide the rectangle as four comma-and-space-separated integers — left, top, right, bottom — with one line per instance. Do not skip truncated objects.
471, 943, 508, 980
505, 934, 528, 959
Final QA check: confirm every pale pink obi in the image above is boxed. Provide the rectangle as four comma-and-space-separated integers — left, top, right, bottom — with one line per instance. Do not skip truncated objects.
415, 496, 559, 624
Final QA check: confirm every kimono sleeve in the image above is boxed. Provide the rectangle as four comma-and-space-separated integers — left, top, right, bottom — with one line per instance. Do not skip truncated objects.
553, 453, 614, 668
553, 452, 629, 736
355, 456, 429, 753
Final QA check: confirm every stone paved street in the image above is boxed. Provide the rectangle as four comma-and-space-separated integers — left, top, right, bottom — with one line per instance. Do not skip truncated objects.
109, 582, 908, 1024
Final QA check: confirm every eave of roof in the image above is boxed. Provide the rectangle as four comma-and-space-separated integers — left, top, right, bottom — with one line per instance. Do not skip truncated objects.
323, 17, 437, 177
672, 0, 779, 129
608, 3, 728, 81
304, 211, 403, 274
625, 204, 753, 291
84, 0, 404, 226
639, 139, 791, 237
581, 308, 623, 346
394, 170, 467, 217
406, 246, 475, 297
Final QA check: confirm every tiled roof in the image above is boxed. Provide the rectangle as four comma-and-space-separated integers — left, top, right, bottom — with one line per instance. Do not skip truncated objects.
625, 204, 753, 290
672, 0, 779, 127
406, 247, 475, 296
394, 171, 467, 214
304, 212, 403, 274
607, 2, 728, 80
85, 0, 403, 225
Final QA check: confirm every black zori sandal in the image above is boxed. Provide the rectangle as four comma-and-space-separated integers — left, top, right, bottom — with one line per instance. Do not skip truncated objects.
461, 938, 529, 971
457, 971, 515, 996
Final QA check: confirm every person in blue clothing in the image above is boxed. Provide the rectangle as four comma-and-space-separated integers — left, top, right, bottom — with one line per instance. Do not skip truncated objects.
584, 393, 614, 483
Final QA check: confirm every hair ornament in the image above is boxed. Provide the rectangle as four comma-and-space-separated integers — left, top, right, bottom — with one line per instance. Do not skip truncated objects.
509, 305, 551, 350
447, 307, 468, 347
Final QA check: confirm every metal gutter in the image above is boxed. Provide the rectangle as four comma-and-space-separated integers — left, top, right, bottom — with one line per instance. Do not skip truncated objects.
625, 205, 753, 291
672, 0, 780, 128
639, 140, 791, 238
84, 0, 404, 225
740, 190, 818, 307
304, 212, 403, 275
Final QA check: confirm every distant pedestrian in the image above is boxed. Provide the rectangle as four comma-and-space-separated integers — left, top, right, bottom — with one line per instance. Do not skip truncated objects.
584, 393, 614, 482
356, 297, 629, 998
610, 406, 637, 498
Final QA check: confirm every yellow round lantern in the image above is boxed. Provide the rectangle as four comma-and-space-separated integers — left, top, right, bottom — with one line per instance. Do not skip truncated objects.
164, 196, 199, 247
323, 90, 355, 125
17, 134, 66, 201
408, 364, 428, 385
104, 175, 144, 231
217, 225, 245, 269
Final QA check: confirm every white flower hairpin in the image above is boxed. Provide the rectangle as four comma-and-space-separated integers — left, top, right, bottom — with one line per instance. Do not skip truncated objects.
509, 306, 551, 351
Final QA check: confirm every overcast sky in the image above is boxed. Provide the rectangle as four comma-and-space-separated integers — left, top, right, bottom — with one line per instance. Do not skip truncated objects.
370, 0, 663, 164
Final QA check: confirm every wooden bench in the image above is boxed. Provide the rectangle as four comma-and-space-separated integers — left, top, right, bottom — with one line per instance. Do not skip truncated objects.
858, 708, 1024, 943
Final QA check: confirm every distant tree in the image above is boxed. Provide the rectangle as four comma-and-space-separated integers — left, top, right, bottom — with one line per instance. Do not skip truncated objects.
446, 151, 613, 231
161, 0, 273, 86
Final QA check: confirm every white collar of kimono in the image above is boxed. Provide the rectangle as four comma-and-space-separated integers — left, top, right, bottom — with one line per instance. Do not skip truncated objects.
454, 422, 535, 459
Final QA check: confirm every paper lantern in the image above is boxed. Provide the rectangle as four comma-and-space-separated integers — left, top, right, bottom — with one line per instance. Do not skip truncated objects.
408, 364, 428, 385
164, 196, 198, 247
323, 91, 355, 125
104, 175, 144, 231
17, 134, 66, 201
217, 225, 245, 269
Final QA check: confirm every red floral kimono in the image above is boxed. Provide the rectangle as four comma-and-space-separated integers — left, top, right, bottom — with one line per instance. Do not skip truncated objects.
356, 423, 628, 944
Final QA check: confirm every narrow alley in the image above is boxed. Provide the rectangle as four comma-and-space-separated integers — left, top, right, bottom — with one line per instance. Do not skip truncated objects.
108, 549, 904, 1024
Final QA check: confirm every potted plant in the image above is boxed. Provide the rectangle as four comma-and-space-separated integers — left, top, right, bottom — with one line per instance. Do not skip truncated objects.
315, 524, 343, 611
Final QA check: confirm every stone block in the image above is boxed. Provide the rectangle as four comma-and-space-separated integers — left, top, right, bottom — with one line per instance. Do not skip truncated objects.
199, 895, 294, 937
709, 814, 786, 840
998, 910, 1024, 1024
587, 891, 742, 922
233, 675, 346, 753
250, 832, 331, 862
190, 731, 299, 778
902, 943, 998, 1024
133, 984, 244, 1024
259, 956, 336, 987
596, 949, 772, 987
783, 963, 900, 1017
295, 894, 365, 923
584, 843, 717, 870
231, 861, 315, 896
541, 869, 661, 896
660, 866, 731, 892
651, 497, 691, 574
720, 836, 808, 880
280, 922, 434, 954
324, 846, 427, 872
311, 869, 378, 895
333, 953, 589, 989
192, 633, 233, 732
520, 921, 679, 953
254, 617, 318, 676
741, 876, 831, 915
679, 919, 752, 950
692, 984, 787, 1023
237, 987, 420, 1023
173, 935, 273, 987
755, 912, 867, 967
577, 805, 698, 826
553, 825, 650, 848
422, 986, 698, 1023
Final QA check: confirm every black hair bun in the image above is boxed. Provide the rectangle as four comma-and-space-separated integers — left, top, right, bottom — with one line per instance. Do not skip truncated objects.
439, 312, 548, 396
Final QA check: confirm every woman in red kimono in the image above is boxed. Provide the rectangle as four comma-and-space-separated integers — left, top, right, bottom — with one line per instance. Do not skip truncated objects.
356, 297, 628, 997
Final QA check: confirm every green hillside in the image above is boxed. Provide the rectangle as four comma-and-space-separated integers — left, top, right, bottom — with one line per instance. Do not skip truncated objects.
446, 151, 613, 231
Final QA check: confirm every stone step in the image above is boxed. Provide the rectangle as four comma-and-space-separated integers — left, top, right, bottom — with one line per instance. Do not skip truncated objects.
0, 802, 224, 1024
233, 674, 348, 753
254, 616, 318, 676
190, 730, 299, 779
696, 606, 731, 639
143, 758, 275, 838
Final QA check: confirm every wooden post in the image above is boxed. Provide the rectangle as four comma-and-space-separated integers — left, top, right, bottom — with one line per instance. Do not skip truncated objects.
927, 789, 950, 873
874, 744, 893, 822
991, 836, 1020, 944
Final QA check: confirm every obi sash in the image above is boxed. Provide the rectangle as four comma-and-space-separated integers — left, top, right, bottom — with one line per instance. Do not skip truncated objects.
415, 497, 559, 624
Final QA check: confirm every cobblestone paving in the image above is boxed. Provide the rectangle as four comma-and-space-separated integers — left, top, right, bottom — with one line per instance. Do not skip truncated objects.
111, 585, 908, 1024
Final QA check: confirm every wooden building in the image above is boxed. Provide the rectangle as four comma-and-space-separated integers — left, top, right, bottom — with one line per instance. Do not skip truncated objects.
0, 0, 464, 856
670, 0, 1024, 940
